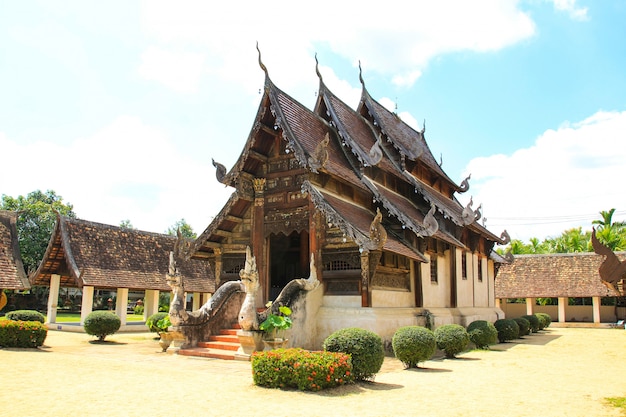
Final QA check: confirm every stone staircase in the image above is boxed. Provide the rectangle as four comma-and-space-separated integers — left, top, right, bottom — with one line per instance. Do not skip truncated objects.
178, 325, 242, 360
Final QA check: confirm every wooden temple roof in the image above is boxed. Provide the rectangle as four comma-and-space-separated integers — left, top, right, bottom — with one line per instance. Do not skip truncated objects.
196, 55, 508, 260
495, 253, 624, 298
30, 215, 214, 292
0, 211, 30, 290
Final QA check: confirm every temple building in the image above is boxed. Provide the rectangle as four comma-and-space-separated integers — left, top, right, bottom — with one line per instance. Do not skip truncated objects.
0, 211, 30, 292
191, 54, 509, 347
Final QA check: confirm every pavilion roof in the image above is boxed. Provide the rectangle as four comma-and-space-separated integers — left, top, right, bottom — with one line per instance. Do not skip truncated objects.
0, 211, 29, 290
30, 216, 214, 292
495, 252, 624, 298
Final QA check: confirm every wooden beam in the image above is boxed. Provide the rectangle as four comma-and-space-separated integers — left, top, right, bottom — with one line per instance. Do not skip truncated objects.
224, 215, 243, 223
214, 229, 233, 237
249, 150, 268, 162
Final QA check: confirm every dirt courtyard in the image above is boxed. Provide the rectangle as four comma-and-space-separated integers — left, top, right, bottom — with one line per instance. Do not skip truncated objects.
2, 327, 625, 417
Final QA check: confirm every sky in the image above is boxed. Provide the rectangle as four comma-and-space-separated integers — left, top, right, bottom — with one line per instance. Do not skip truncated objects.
1, 0, 625, 244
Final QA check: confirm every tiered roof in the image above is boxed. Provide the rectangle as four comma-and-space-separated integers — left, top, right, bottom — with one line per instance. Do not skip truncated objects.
31, 216, 214, 292
496, 253, 624, 298
0, 211, 29, 290
194, 53, 506, 259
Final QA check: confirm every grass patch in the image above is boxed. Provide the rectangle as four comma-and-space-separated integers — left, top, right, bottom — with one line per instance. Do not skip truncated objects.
606, 396, 626, 414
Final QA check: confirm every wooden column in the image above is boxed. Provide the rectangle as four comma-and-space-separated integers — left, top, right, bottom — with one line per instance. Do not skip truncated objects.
308, 201, 322, 284
46, 274, 61, 324
214, 249, 223, 288
252, 178, 267, 302
450, 248, 457, 308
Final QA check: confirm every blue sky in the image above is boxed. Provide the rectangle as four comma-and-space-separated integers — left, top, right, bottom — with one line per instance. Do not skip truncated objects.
1, 0, 625, 242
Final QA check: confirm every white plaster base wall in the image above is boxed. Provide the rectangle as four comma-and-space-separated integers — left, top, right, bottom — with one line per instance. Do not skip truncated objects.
371, 289, 413, 307
500, 302, 617, 323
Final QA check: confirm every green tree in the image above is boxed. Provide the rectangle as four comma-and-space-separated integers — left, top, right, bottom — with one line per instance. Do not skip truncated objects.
119, 219, 134, 230
0, 190, 76, 272
166, 218, 196, 239
592, 208, 626, 251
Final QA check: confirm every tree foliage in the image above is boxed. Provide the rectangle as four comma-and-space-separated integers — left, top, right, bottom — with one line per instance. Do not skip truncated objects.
504, 209, 626, 254
166, 218, 197, 239
0, 190, 76, 272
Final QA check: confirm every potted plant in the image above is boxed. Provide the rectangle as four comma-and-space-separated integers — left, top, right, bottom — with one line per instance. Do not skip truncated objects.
156, 315, 172, 352
259, 305, 292, 349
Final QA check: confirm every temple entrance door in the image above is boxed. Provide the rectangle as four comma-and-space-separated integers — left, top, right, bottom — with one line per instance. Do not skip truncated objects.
268, 231, 309, 301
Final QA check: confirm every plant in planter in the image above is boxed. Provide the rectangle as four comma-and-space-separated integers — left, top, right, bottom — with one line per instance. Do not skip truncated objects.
259, 305, 292, 349
155, 315, 172, 352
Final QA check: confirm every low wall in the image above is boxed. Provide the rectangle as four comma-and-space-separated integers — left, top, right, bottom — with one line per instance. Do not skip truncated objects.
499, 303, 617, 323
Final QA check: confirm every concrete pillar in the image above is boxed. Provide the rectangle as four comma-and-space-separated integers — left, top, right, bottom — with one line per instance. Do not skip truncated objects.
80, 286, 94, 325
495, 298, 502, 309
558, 297, 567, 322
46, 274, 61, 324
144, 289, 159, 320
592, 296, 601, 323
115, 288, 129, 325
526, 298, 535, 315
192, 292, 200, 311
201, 292, 211, 306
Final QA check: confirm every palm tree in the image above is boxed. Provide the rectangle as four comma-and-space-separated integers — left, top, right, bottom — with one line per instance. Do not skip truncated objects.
592, 209, 626, 251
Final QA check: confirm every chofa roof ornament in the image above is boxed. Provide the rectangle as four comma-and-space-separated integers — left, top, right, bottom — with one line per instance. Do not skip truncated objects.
423, 203, 439, 236
212, 158, 227, 183
461, 197, 482, 225
458, 174, 471, 193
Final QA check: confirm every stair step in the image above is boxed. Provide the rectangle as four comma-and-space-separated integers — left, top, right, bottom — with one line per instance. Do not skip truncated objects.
220, 328, 239, 336
209, 334, 239, 343
198, 340, 240, 351
178, 347, 236, 360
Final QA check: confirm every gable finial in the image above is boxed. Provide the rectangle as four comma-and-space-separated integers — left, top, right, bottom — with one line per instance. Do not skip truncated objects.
315, 53, 323, 81
256, 41, 268, 76
358, 60, 364, 86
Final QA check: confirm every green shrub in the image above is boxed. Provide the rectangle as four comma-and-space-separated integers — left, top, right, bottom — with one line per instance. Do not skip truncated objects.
513, 317, 531, 337
0, 320, 48, 348
392, 326, 436, 368
84, 311, 120, 341
6, 310, 45, 323
133, 304, 144, 315
535, 313, 551, 329
522, 314, 540, 333
146, 312, 169, 333
323, 327, 384, 381
434, 324, 469, 358
466, 320, 498, 349
252, 348, 353, 391
494, 319, 519, 342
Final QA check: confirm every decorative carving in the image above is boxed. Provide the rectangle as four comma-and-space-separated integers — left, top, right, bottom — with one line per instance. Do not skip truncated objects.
504, 250, 514, 263
500, 229, 511, 245
264, 207, 309, 237
369, 208, 387, 250
166, 251, 188, 326
371, 270, 410, 290
368, 137, 383, 166
238, 246, 260, 331
591, 228, 626, 294
323, 251, 361, 270
423, 203, 439, 236
308, 133, 330, 173
458, 174, 471, 193
212, 159, 227, 184
252, 178, 266, 195
461, 197, 481, 226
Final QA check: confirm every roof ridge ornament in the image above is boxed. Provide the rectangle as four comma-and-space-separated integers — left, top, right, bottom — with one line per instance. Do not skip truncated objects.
423, 203, 439, 236
461, 196, 481, 225
212, 158, 227, 183
315, 53, 323, 82
368, 207, 387, 250
256, 41, 268, 77
308, 132, 330, 173
458, 174, 471, 193
368, 136, 383, 166
500, 229, 511, 245
358, 60, 365, 86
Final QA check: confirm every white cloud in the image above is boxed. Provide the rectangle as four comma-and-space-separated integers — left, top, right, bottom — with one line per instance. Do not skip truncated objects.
551, 0, 589, 21
0, 118, 232, 235
137, 46, 206, 93
461, 110, 626, 241
139, 0, 536, 90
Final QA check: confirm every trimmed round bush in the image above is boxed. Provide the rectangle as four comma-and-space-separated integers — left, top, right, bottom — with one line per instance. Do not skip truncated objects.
146, 312, 169, 333
6, 310, 45, 323
84, 311, 121, 341
323, 327, 384, 381
392, 326, 436, 368
522, 314, 540, 333
434, 324, 469, 358
494, 319, 519, 342
466, 320, 498, 349
513, 317, 531, 337
536, 313, 552, 329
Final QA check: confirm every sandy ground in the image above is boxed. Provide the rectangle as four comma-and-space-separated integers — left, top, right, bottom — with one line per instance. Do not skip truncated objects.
1, 327, 625, 417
